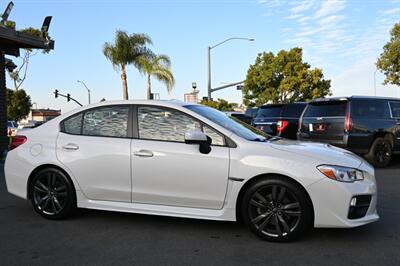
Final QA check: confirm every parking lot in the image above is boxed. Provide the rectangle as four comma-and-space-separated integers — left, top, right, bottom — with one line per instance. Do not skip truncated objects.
0, 159, 399, 266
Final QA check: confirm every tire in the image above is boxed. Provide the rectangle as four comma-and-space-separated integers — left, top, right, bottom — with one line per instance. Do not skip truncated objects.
29, 167, 76, 219
240, 177, 313, 242
365, 137, 392, 168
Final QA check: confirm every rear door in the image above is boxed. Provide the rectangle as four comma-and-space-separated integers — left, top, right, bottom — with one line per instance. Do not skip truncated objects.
56, 105, 132, 202
300, 101, 348, 143
253, 105, 283, 135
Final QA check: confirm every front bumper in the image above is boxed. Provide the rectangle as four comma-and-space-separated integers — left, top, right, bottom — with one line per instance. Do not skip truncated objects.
307, 162, 379, 228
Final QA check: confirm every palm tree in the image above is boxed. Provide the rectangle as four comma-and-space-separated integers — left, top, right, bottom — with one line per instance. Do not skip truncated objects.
138, 54, 175, 99
103, 30, 152, 100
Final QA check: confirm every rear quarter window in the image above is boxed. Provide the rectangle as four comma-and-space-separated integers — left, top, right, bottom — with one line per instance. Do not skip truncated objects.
389, 101, 400, 118
304, 101, 347, 117
351, 99, 390, 119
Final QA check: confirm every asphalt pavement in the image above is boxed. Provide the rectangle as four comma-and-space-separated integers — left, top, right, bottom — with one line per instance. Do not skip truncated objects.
0, 158, 399, 266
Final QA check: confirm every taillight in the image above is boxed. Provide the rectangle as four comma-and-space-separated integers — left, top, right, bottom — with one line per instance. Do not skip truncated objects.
9, 135, 27, 151
277, 120, 289, 132
345, 102, 353, 132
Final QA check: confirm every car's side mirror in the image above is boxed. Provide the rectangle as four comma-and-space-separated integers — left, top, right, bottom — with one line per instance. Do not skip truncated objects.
184, 130, 212, 154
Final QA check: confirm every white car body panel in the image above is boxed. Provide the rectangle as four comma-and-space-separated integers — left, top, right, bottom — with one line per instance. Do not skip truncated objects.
131, 139, 230, 209
4, 100, 379, 228
56, 132, 132, 202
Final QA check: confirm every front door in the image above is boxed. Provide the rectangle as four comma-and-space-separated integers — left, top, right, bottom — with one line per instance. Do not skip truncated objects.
56, 105, 132, 202
131, 105, 230, 209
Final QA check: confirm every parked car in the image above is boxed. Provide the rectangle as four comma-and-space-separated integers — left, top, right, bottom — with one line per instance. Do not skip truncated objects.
5, 100, 378, 242
297, 96, 400, 167
225, 111, 252, 125
7, 121, 18, 136
253, 102, 306, 139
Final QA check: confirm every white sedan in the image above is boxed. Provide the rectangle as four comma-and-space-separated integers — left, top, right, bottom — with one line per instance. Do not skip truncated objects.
5, 100, 379, 241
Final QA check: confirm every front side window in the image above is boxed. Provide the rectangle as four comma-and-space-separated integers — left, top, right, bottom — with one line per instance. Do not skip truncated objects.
82, 106, 129, 138
63, 113, 83, 135
138, 106, 201, 142
389, 101, 400, 118
203, 125, 224, 146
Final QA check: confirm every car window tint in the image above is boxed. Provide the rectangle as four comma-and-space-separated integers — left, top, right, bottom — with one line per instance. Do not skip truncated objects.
351, 99, 390, 118
304, 101, 347, 117
138, 106, 201, 142
256, 106, 283, 118
63, 113, 83, 135
389, 101, 400, 117
283, 104, 306, 117
203, 125, 224, 146
82, 106, 128, 138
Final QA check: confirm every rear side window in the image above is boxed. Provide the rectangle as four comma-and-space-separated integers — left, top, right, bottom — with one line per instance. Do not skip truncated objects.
63, 113, 83, 135
283, 104, 306, 117
351, 99, 390, 118
256, 106, 283, 118
389, 101, 400, 118
304, 101, 347, 117
82, 106, 129, 138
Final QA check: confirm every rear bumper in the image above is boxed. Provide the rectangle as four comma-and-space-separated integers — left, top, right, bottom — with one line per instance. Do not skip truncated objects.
307, 163, 379, 228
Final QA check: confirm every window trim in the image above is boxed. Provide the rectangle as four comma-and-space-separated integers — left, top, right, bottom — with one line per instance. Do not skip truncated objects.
134, 104, 231, 147
60, 104, 133, 139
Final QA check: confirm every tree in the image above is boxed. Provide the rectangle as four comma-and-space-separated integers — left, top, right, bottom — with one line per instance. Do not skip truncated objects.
243, 47, 331, 107
103, 30, 153, 100
7, 89, 32, 121
376, 22, 400, 86
138, 54, 175, 99
200, 98, 238, 111
7, 27, 52, 90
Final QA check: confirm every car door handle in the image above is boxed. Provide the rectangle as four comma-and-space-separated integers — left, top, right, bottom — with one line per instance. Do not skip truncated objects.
62, 143, 79, 150
133, 150, 154, 157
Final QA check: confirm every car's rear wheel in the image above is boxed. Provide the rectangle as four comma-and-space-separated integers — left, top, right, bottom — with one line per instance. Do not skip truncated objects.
365, 137, 392, 168
30, 168, 76, 219
241, 177, 313, 242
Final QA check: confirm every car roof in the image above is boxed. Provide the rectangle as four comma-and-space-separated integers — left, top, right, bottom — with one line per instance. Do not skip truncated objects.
259, 102, 305, 108
311, 96, 400, 103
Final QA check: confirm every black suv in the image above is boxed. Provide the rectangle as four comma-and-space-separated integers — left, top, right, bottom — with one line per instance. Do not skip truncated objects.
253, 102, 306, 139
297, 96, 400, 167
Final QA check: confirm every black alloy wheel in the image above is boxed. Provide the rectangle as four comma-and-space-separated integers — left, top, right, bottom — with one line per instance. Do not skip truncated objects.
30, 168, 75, 219
241, 177, 313, 242
365, 137, 392, 168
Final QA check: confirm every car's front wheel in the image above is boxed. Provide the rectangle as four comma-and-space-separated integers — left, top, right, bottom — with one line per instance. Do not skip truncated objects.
29, 167, 76, 219
241, 177, 313, 242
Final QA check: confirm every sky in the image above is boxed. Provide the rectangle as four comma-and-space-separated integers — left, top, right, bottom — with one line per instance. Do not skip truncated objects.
3, 0, 400, 113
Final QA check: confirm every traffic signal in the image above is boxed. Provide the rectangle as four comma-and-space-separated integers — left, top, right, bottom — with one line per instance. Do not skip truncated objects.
54, 89, 58, 98
67, 93, 70, 102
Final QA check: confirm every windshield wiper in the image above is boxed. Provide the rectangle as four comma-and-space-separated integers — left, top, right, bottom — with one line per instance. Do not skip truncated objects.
252, 137, 267, 142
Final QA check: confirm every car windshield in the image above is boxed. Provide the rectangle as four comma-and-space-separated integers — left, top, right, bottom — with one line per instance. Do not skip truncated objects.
185, 105, 270, 142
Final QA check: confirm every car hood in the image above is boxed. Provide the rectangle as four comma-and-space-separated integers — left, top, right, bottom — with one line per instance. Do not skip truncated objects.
268, 139, 364, 168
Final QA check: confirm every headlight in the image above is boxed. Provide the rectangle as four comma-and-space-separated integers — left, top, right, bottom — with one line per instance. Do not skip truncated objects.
317, 165, 364, 183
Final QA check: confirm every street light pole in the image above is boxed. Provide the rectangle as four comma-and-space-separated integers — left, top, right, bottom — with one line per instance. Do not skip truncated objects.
207, 37, 254, 100
374, 69, 377, 96
77, 80, 91, 104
